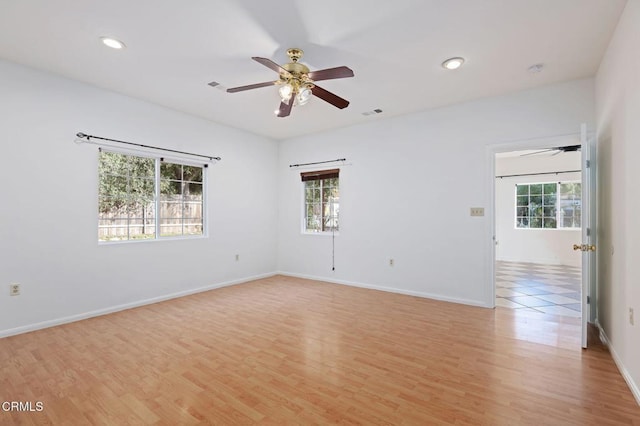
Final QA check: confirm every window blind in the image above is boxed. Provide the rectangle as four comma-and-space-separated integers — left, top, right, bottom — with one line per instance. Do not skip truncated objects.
300, 168, 340, 181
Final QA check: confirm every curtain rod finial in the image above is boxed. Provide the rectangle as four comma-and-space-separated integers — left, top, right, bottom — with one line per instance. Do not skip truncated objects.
76, 132, 87, 139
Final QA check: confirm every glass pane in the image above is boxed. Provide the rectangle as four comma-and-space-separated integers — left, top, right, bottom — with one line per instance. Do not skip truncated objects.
160, 162, 182, 180
574, 209, 581, 227
130, 178, 155, 200
530, 217, 542, 228
516, 217, 529, 228
516, 196, 529, 207
543, 207, 555, 217
305, 189, 320, 203
305, 180, 319, 189
529, 184, 542, 195
160, 180, 182, 197
531, 205, 543, 217
530, 195, 542, 206
544, 218, 557, 228
183, 202, 202, 218
543, 194, 556, 205
160, 218, 183, 237
516, 185, 528, 196
100, 175, 128, 195
182, 224, 203, 236
99, 196, 128, 214
324, 177, 339, 187
129, 157, 155, 178
186, 182, 202, 198
183, 165, 203, 182
99, 151, 130, 175
543, 183, 557, 194
159, 202, 183, 220
322, 187, 331, 203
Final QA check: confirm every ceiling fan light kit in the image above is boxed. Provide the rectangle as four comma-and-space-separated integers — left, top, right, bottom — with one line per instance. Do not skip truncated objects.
221, 48, 354, 118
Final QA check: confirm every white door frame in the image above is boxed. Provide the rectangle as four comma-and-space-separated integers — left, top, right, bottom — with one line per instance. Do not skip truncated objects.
485, 131, 584, 311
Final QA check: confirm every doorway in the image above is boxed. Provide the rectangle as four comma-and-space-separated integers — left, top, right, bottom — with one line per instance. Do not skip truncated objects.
491, 134, 585, 345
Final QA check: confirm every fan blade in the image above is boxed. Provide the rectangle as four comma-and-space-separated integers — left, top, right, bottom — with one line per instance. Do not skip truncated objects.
226, 81, 278, 93
308, 66, 354, 81
277, 94, 295, 118
252, 57, 291, 77
311, 85, 350, 109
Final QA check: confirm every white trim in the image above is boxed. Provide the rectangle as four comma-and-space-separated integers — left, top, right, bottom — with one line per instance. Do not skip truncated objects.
277, 271, 491, 308
595, 320, 640, 406
486, 145, 497, 308
0, 272, 277, 339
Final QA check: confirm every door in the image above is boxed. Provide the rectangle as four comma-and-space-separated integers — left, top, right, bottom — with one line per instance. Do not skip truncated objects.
577, 123, 596, 348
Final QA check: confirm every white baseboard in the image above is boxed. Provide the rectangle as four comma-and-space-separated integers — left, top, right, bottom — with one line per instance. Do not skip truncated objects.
595, 319, 640, 406
0, 272, 277, 339
276, 271, 490, 308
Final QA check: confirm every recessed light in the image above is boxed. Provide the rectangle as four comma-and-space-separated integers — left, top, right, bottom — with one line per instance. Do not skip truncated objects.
100, 37, 126, 49
442, 57, 465, 70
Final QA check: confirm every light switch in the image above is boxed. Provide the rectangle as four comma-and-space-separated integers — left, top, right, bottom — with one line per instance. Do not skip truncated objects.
470, 207, 484, 217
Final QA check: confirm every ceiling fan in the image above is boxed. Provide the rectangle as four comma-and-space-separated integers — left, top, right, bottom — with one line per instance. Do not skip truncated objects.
215, 48, 354, 118
520, 145, 581, 157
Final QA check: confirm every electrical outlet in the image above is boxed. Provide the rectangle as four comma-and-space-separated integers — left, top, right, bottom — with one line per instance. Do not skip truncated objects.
630, 308, 635, 326
9, 283, 20, 296
470, 207, 484, 217
235, 254, 240, 261
389, 259, 394, 267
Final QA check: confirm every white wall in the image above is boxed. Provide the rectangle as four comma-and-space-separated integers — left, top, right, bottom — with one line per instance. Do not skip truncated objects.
0, 59, 278, 336
278, 78, 595, 307
495, 151, 582, 266
595, 0, 640, 403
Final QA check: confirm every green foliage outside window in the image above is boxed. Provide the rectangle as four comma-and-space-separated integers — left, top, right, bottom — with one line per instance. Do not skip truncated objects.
98, 151, 204, 241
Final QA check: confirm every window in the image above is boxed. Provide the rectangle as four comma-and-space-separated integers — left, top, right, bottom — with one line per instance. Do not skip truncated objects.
302, 169, 339, 233
559, 182, 581, 228
515, 181, 580, 229
98, 150, 205, 242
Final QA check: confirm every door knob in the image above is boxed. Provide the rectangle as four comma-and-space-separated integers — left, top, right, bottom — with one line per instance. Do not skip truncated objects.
573, 244, 596, 252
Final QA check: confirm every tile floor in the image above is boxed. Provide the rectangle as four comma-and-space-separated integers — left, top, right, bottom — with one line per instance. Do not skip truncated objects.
495, 261, 582, 318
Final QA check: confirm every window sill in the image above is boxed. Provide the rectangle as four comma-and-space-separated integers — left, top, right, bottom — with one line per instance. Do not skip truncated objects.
98, 234, 208, 245
514, 228, 581, 231
302, 231, 340, 237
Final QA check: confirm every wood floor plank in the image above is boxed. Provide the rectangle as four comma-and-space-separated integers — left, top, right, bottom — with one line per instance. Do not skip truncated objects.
1, 275, 639, 424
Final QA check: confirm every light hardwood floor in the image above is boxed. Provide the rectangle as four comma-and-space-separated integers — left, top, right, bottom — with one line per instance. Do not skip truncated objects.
1, 275, 639, 425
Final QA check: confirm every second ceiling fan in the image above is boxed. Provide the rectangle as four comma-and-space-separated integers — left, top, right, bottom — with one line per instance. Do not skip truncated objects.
224, 48, 354, 118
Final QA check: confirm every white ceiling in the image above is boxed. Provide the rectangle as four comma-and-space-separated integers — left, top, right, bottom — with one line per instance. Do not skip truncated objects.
0, 0, 627, 140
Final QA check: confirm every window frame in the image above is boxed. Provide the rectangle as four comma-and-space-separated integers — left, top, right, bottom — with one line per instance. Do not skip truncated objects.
300, 168, 340, 235
514, 180, 581, 230
98, 149, 208, 243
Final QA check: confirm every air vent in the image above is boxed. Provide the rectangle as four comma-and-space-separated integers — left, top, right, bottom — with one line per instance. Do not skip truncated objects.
362, 108, 383, 116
